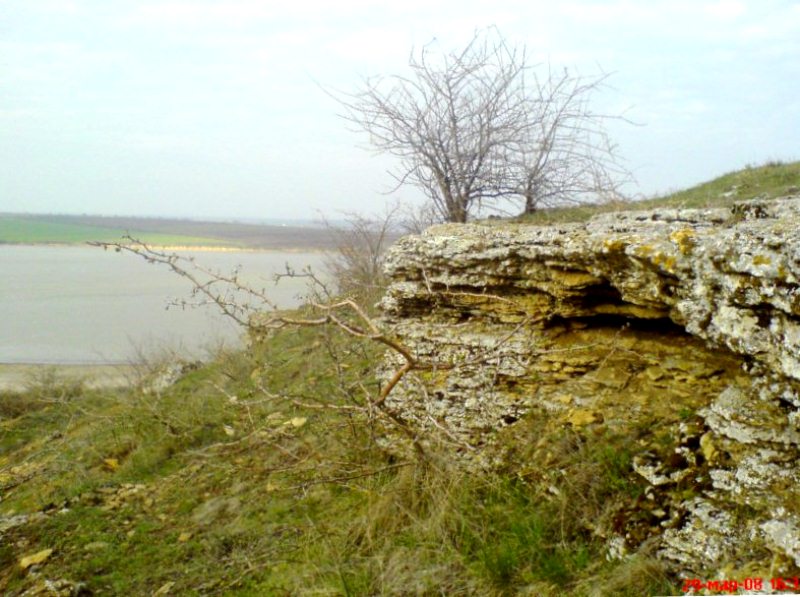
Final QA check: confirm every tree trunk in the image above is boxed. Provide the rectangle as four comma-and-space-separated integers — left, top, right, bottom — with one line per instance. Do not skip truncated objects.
450, 202, 468, 223
523, 189, 537, 214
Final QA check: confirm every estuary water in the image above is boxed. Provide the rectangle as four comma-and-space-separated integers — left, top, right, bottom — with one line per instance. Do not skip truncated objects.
0, 245, 327, 364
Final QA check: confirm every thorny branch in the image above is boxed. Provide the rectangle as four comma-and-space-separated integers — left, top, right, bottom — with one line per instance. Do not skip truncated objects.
90, 237, 540, 458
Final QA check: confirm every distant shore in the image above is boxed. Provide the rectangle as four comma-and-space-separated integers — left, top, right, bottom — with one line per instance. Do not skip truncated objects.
0, 363, 137, 393
0, 241, 328, 253
0, 213, 341, 251
119, 244, 329, 254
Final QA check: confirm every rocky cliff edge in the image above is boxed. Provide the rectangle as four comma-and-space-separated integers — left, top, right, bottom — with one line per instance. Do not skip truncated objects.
378, 196, 800, 577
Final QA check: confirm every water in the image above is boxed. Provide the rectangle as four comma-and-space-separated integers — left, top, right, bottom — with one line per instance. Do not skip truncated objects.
0, 245, 327, 364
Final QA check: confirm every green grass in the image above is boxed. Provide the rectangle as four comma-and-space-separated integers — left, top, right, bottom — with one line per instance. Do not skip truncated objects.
0, 215, 233, 247
0, 322, 680, 595
9, 161, 798, 592
514, 159, 800, 225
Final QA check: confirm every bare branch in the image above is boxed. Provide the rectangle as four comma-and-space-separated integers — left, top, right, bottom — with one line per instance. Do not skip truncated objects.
319, 207, 401, 300
90, 236, 582, 463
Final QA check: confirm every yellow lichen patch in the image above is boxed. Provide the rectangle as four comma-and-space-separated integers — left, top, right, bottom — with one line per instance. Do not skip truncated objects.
651, 252, 677, 273
555, 394, 574, 405
546, 270, 603, 288
752, 254, 772, 266
594, 303, 669, 319
527, 324, 743, 426
669, 228, 696, 255
18, 548, 53, 570
449, 292, 552, 322
416, 369, 451, 386
700, 432, 719, 464
565, 408, 604, 426
0, 461, 46, 487
602, 238, 629, 253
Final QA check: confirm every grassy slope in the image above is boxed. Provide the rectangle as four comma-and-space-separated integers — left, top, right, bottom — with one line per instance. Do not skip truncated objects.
0, 216, 232, 247
515, 159, 800, 225
4, 163, 796, 594
0, 325, 674, 596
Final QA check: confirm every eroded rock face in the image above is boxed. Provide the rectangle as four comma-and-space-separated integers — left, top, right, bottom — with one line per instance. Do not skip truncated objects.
378, 196, 800, 577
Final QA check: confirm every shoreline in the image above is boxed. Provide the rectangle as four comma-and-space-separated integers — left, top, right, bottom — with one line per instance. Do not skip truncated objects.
0, 363, 137, 392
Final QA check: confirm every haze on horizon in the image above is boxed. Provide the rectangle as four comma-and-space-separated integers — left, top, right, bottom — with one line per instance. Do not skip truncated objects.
2, 0, 799, 221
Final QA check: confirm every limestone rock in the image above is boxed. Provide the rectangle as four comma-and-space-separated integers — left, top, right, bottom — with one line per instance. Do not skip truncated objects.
378, 196, 800, 576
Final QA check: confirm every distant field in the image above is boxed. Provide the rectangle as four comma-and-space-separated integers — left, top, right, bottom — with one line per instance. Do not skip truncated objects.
0, 216, 228, 247
0, 214, 338, 250
10, 161, 798, 245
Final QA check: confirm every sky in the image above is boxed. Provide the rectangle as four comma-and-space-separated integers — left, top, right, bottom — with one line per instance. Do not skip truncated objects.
1, 0, 799, 221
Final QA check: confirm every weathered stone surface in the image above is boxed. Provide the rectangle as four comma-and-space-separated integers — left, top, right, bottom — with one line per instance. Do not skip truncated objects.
378, 196, 800, 577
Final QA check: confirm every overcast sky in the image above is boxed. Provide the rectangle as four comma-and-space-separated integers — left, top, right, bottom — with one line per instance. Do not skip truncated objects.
2, 0, 799, 220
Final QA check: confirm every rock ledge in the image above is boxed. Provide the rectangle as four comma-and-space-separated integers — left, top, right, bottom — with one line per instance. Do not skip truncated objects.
379, 197, 800, 576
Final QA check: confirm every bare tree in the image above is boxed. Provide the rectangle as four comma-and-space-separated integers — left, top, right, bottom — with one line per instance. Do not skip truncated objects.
336, 28, 630, 222
322, 207, 401, 300
512, 68, 631, 213
398, 200, 443, 234
337, 30, 528, 223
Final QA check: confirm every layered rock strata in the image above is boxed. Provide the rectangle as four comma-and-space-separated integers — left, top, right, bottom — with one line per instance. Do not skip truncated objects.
378, 197, 800, 576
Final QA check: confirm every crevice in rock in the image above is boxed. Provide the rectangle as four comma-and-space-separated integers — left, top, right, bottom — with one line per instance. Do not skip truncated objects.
577, 282, 625, 308
547, 313, 685, 335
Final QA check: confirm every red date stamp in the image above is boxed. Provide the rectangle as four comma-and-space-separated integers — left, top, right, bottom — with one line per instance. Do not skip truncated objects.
681, 576, 800, 593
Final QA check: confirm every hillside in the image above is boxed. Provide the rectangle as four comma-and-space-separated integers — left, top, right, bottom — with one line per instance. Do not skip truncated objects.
383, 193, 800, 581
1, 163, 799, 595
1, 327, 675, 595
514, 159, 800, 224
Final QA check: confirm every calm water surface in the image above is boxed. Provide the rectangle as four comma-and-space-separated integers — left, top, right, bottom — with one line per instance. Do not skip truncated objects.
0, 245, 327, 364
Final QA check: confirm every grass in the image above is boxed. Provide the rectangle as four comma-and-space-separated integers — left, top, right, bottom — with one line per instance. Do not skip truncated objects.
514, 159, 800, 224
11, 162, 796, 593
0, 323, 677, 595
0, 215, 234, 247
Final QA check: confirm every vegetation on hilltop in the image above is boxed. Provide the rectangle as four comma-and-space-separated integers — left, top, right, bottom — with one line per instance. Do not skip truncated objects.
513, 159, 800, 225
340, 28, 630, 223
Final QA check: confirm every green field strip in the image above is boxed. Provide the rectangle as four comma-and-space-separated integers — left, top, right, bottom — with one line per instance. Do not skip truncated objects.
0, 216, 235, 247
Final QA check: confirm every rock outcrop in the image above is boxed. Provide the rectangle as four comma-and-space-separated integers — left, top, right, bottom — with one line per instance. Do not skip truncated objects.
378, 196, 800, 578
